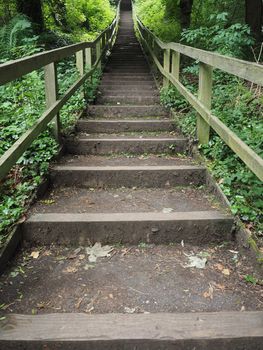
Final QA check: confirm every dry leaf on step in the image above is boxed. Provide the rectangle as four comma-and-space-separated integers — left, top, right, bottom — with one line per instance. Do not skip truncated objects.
30, 251, 40, 259
86, 243, 114, 263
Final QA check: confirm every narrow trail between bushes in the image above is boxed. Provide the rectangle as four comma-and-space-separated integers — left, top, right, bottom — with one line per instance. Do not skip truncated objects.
1, 0, 262, 348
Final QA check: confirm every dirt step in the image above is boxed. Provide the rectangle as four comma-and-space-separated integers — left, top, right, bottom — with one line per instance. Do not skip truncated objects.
1, 242, 262, 313
1, 312, 262, 349
65, 136, 187, 155
87, 105, 168, 118
76, 119, 173, 133
50, 165, 206, 188
96, 95, 159, 105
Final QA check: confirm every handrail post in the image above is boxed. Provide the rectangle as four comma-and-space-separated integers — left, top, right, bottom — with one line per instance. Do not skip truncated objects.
96, 40, 102, 69
44, 62, 60, 143
76, 49, 85, 99
197, 63, 213, 144
171, 51, 180, 81
85, 47, 92, 70
163, 48, 170, 88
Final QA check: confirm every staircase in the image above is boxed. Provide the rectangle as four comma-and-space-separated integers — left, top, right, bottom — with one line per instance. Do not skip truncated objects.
1, 0, 262, 348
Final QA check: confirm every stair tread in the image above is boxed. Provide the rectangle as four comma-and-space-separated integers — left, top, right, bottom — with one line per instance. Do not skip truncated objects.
29, 186, 227, 214
2, 245, 260, 318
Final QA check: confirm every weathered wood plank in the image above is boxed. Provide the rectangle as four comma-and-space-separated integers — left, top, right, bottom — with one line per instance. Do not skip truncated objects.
0, 42, 90, 86
0, 312, 262, 349
163, 48, 170, 88
171, 51, 180, 81
44, 62, 60, 142
197, 63, 213, 144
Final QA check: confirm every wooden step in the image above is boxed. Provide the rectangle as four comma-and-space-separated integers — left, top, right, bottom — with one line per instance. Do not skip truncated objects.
66, 136, 187, 155
23, 211, 233, 245
87, 105, 168, 118
76, 119, 172, 133
1, 312, 262, 349
50, 165, 207, 188
96, 95, 159, 105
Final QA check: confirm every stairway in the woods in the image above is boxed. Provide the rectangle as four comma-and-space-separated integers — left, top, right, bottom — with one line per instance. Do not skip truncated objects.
1, 1, 262, 348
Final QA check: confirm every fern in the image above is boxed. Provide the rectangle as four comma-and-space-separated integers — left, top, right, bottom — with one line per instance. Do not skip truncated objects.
0, 15, 39, 62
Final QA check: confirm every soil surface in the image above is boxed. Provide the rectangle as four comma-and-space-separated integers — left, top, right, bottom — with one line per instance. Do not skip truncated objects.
0, 243, 262, 315
30, 187, 223, 214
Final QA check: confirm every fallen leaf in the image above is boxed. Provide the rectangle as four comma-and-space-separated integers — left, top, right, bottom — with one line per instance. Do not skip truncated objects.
86, 243, 114, 263
30, 251, 40, 259
214, 263, 224, 271
214, 283, 226, 291
124, 307, 136, 314
203, 284, 214, 299
162, 207, 174, 214
222, 268, 230, 276
185, 255, 207, 269
63, 265, 78, 273
41, 199, 55, 205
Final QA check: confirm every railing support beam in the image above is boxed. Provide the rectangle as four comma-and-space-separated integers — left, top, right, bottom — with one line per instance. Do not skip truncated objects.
44, 62, 60, 143
163, 48, 170, 88
172, 51, 180, 81
197, 63, 213, 145
76, 49, 85, 99
96, 41, 102, 69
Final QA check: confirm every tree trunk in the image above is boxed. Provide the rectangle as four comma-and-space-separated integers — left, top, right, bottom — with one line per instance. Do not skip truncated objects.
180, 0, 194, 29
245, 0, 263, 42
16, 0, 44, 33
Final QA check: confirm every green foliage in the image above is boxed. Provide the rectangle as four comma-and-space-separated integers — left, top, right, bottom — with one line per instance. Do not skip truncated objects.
135, 0, 181, 41
0, 7, 105, 248
160, 69, 263, 237
44, 0, 115, 42
181, 13, 254, 58
0, 15, 41, 62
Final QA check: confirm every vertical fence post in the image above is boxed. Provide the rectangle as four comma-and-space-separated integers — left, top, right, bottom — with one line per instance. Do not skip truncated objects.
44, 62, 60, 143
171, 51, 180, 81
163, 48, 170, 88
197, 63, 213, 144
76, 49, 85, 99
85, 47, 92, 70
96, 40, 102, 69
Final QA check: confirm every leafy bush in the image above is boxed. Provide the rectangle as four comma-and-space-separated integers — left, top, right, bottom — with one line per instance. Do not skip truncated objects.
135, 0, 181, 42
181, 13, 254, 58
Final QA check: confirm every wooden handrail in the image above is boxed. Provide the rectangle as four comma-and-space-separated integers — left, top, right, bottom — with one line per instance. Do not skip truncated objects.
0, 2, 121, 181
133, 4, 263, 181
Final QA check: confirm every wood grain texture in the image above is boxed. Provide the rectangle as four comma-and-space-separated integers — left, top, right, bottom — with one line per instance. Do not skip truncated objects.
0, 312, 262, 349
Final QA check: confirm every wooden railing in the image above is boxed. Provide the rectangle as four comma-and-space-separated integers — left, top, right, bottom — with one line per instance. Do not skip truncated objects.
133, 5, 263, 182
0, 2, 121, 181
